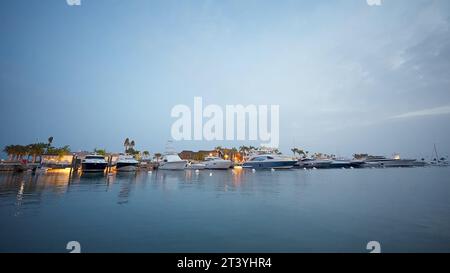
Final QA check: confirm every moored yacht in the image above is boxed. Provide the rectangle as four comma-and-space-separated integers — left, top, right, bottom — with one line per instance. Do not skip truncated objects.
159, 153, 188, 170
362, 155, 419, 168
203, 156, 233, 170
297, 158, 332, 169
81, 154, 108, 172
430, 144, 449, 167
186, 162, 206, 170
158, 141, 188, 170
296, 158, 364, 169
243, 154, 297, 169
116, 154, 139, 172
329, 159, 365, 169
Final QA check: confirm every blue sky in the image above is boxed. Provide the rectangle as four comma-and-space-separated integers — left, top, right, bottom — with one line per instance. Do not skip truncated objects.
1, 0, 450, 158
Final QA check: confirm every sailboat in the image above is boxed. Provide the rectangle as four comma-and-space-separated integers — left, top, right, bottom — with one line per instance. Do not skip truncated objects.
430, 144, 449, 167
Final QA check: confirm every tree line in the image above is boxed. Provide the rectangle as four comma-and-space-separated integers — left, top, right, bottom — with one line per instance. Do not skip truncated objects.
2, 137, 71, 163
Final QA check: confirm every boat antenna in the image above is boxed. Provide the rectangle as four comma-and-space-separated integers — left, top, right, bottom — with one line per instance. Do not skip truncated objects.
434, 144, 439, 161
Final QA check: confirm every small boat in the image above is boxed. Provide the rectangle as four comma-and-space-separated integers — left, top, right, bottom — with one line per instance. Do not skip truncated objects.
0, 162, 27, 172
243, 154, 297, 169
430, 144, 449, 167
116, 154, 139, 172
297, 158, 332, 169
159, 153, 188, 170
186, 162, 206, 170
81, 154, 108, 172
203, 156, 233, 170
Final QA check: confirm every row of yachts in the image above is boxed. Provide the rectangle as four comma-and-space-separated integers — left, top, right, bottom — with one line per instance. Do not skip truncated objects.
79, 151, 448, 173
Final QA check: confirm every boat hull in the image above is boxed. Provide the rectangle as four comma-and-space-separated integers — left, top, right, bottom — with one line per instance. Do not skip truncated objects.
205, 161, 233, 170
82, 163, 107, 172
363, 159, 418, 168
186, 164, 206, 170
243, 161, 296, 169
159, 161, 187, 170
116, 162, 138, 172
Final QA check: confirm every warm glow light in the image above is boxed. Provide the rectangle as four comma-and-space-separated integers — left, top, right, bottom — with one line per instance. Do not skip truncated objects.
47, 168, 72, 173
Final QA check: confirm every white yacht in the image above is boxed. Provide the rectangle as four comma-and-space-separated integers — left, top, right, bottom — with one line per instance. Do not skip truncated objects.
158, 142, 187, 170
362, 155, 419, 168
186, 162, 206, 170
116, 154, 139, 172
159, 153, 188, 170
243, 154, 297, 169
81, 154, 108, 172
203, 156, 233, 170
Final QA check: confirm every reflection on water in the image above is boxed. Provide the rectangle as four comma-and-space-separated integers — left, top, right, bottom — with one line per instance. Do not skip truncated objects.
1, 168, 450, 252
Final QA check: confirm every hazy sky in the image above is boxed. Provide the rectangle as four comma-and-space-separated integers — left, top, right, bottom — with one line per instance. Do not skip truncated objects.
1, 0, 449, 158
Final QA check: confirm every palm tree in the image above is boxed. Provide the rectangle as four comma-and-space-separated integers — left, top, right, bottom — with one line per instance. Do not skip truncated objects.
124, 138, 130, 153
143, 151, 150, 157
28, 143, 47, 163
130, 140, 135, 149
10, 145, 19, 160
154, 153, 162, 161
94, 148, 106, 156
16, 145, 29, 161
215, 146, 223, 158
3, 145, 14, 161
47, 136, 54, 149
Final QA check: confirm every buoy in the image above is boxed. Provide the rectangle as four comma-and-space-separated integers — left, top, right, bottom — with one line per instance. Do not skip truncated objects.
195, 169, 200, 174
303, 168, 307, 170
271, 168, 275, 172
252, 169, 256, 173
313, 167, 317, 170
209, 172, 213, 176
350, 167, 354, 169
148, 171, 152, 174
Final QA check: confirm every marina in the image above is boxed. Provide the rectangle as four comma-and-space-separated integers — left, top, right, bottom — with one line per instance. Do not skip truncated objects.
1, 0, 450, 257
1, 166, 449, 253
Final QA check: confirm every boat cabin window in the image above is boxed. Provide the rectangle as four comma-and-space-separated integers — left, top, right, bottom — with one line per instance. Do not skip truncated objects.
251, 156, 267, 161
85, 156, 104, 160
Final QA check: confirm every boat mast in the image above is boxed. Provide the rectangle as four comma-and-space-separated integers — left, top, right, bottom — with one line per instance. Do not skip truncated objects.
434, 144, 440, 160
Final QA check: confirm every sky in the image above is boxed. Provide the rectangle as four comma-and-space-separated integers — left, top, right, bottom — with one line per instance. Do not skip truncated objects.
1, 0, 449, 159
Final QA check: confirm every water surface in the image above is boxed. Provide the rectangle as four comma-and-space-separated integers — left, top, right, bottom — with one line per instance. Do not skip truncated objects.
0, 168, 449, 253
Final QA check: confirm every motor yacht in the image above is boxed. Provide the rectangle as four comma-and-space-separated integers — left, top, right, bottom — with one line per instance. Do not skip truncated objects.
203, 156, 233, 170
81, 154, 108, 172
116, 154, 139, 172
243, 154, 297, 169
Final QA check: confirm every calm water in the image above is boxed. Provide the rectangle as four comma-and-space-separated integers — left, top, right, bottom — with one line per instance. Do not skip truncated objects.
0, 167, 449, 253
